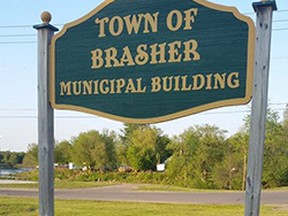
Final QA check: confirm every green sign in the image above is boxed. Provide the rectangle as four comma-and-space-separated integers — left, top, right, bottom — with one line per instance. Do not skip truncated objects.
50, 0, 255, 123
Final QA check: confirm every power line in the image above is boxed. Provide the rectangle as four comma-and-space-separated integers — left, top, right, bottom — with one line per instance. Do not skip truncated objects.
0, 34, 36, 38
1, 26, 287, 45
0, 24, 63, 29
0, 103, 286, 112
277, 9, 288, 13
273, 27, 288, 31
0, 116, 99, 119
0, 24, 32, 29
0, 108, 36, 111
0, 15, 287, 45
0, 41, 36, 44
0, 108, 286, 119
244, 9, 288, 15
0, 9, 287, 30
274, 19, 288, 23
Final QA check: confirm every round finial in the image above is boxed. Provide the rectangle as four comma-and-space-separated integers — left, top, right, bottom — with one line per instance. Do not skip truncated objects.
41, 11, 52, 24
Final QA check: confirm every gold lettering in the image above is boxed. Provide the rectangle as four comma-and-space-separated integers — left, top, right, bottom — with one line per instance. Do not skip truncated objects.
72, 81, 82, 96
59, 72, 240, 97
227, 72, 240, 88
163, 76, 173, 92
183, 8, 198, 30
181, 75, 192, 91
168, 41, 182, 63
192, 74, 205, 90
124, 14, 143, 35
214, 73, 227, 89
91, 39, 201, 70
60, 81, 71, 96
135, 44, 149, 65
82, 80, 93, 95
116, 79, 126, 93
93, 80, 99, 94
91, 49, 104, 69
183, 39, 201, 61
151, 76, 162, 92
104, 47, 121, 68
95, 17, 109, 37
109, 16, 124, 36
125, 79, 137, 93
143, 12, 159, 33
99, 79, 110, 94
166, 10, 182, 31
205, 74, 213, 90
150, 43, 167, 64
120, 46, 136, 66
136, 78, 147, 93
110, 79, 116, 94
173, 76, 180, 91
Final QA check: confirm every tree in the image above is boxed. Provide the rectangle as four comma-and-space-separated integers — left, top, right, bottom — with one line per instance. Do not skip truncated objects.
54, 140, 72, 164
126, 126, 158, 171
262, 109, 288, 187
119, 124, 171, 171
167, 124, 227, 188
117, 124, 150, 166
213, 132, 248, 190
283, 104, 288, 129
71, 130, 117, 171
239, 108, 288, 188
166, 128, 201, 186
4, 152, 18, 167
156, 132, 172, 164
120, 123, 149, 142
192, 125, 227, 188
0, 151, 25, 167
100, 129, 118, 169
22, 143, 38, 168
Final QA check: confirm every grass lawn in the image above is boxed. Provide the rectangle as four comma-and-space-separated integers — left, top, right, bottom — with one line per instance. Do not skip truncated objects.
0, 197, 287, 216
0, 180, 116, 189
136, 184, 235, 192
1, 180, 288, 192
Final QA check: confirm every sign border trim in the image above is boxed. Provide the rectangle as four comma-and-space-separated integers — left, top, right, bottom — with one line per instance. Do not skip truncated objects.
49, 0, 255, 124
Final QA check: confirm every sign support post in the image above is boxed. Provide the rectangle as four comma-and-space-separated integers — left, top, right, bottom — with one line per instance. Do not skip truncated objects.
34, 12, 58, 216
245, 1, 277, 216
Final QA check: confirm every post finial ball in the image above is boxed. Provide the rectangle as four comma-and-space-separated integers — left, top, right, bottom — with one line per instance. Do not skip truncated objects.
41, 11, 52, 23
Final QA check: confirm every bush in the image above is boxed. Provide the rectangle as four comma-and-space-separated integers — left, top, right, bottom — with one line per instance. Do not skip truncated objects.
16, 170, 38, 181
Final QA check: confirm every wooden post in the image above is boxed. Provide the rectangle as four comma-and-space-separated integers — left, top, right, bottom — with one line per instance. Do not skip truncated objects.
245, 1, 277, 216
33, 12, 58, 216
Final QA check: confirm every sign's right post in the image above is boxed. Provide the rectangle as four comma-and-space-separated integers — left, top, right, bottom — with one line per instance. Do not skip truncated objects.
245, 1, 277, 216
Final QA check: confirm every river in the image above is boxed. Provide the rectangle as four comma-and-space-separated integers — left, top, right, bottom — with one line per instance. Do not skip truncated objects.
0, 168, 31, 177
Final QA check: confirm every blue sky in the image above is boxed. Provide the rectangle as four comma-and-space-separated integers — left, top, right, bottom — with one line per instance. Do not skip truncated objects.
0, 0, 287, 152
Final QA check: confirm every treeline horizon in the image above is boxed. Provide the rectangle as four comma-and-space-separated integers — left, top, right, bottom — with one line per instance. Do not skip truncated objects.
3, 106, 288, 190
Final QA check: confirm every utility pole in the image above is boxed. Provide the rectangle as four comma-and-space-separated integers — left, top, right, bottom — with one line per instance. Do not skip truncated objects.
34, 12, 58, 216
245, 1, 277, 216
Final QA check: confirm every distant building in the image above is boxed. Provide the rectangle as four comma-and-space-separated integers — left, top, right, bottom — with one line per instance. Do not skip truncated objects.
156, 164, 165, 172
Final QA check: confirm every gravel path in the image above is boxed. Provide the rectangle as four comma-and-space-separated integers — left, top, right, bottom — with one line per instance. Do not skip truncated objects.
0, 183, 288, 205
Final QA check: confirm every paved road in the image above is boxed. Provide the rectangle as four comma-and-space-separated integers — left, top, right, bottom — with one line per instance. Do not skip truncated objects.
0, 184, 287, 205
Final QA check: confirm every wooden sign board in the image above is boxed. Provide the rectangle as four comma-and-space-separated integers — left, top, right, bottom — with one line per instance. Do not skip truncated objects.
50, 0, 255, 123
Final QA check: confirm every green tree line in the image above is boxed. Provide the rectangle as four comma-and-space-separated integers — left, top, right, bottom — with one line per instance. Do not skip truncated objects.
18, 106, 288, 189
0, 151, 25, 168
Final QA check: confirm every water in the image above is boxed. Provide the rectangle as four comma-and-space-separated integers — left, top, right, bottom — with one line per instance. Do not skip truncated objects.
0, 168, 30, 177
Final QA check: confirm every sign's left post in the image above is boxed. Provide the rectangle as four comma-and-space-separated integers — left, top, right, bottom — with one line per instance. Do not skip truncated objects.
33, 12, 58, 216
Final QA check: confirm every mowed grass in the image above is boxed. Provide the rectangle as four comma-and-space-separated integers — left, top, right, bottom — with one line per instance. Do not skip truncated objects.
0, 180, 116, 189
136, 184, 231, 192
0, 181, 195, 192
0, 197, 287, 216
